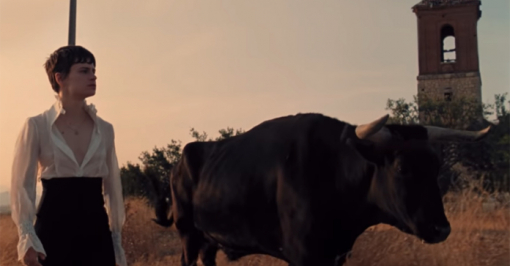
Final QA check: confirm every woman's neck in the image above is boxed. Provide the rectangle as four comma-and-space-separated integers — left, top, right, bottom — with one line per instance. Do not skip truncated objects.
58, 95, 88, 119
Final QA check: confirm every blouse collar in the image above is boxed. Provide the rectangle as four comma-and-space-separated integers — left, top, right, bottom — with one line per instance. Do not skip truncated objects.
48, 95, 100, 133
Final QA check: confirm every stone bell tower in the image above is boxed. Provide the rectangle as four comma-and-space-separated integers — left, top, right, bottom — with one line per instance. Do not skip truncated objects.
412, 0, 483, 123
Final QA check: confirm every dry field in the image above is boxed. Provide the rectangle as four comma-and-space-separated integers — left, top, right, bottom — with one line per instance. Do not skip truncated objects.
1, 189, 509, 266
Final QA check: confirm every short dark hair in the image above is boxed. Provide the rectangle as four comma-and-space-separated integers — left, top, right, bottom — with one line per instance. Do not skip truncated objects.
44, 46, 96, 93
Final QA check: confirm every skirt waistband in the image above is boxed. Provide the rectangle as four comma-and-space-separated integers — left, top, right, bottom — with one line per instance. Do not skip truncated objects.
38, 177, 106, 216
41, 176, 103, 189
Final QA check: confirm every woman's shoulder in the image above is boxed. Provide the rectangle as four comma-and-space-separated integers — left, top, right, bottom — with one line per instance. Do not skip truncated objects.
15, 110, 52, 138
95, 115, 115, 134
24, 109, 51, 128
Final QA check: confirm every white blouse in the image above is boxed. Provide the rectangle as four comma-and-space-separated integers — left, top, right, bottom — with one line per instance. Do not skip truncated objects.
10, 98, 127, 266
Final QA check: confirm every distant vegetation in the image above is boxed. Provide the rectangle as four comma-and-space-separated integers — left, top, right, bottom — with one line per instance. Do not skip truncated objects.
119, 127, 245, 206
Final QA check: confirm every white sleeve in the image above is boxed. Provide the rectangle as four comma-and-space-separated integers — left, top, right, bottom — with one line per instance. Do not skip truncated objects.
103, 125, 127, 266
10, 117, 46, 262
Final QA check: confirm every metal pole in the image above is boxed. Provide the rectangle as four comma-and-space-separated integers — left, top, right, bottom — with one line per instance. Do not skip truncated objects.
68, 0, 76, 45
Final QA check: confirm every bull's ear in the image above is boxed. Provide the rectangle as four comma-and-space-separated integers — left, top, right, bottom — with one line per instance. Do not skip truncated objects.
346, 138, 383, 165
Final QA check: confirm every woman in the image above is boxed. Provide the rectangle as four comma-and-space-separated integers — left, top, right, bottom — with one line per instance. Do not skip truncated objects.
10, 46, 127, 266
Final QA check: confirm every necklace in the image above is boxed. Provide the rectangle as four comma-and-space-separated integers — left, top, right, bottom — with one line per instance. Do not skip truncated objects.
61, 116, 88, 136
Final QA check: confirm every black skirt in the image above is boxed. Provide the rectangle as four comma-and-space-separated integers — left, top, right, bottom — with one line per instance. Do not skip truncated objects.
34, 177, 116, 266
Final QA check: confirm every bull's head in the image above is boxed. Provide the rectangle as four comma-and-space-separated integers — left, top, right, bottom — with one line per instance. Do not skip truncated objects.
349, 115, 490, 244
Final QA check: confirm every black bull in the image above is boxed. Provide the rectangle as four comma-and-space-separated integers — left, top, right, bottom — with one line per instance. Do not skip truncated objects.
148, 113, 490, 266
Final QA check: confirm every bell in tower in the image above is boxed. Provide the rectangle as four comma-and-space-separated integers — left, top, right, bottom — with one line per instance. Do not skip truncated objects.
412, 0, 483, 124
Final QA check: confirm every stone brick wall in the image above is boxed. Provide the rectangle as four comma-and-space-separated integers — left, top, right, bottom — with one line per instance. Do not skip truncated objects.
417, 71, 483, 125
417, 71, 481, 103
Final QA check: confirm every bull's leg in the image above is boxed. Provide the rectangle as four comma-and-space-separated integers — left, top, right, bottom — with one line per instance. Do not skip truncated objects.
178, 229, 204, 266
176, 221, 217, 266
199, 241, 218, 266
175, 211, 205, 266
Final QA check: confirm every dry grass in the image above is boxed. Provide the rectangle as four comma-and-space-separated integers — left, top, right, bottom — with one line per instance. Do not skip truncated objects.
1, 189, 509, 266
0, 213, 21, 266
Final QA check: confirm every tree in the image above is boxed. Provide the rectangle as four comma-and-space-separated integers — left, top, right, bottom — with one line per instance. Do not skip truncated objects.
120, 127, 245, 206
190, 127, 245, 142
385, 96, 419, 125
120, 162, 145, 197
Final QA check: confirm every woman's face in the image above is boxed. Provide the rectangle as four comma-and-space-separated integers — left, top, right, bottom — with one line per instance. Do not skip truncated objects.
57, 63, 97, 99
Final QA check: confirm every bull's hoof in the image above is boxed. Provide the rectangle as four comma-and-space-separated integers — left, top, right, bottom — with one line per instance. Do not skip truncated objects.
334, 250, 352, 266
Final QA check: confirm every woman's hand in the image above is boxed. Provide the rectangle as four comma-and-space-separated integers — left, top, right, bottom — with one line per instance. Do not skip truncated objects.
23, 247, 46, 266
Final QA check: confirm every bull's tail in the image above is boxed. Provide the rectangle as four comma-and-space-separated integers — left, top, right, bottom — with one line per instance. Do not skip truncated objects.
145, 167, 175, 228
152, 198, 174, 227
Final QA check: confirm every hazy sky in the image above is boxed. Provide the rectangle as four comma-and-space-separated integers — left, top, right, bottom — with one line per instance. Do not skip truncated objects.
0, 0, 508, 193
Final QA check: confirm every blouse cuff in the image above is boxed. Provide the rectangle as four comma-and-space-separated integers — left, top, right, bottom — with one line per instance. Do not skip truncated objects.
112, 231, 127, 266
17, 222, 46, 262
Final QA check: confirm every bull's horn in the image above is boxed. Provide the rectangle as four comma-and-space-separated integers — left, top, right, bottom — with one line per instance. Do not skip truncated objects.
355, 114, 390, 139
425, 125, 491, 142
